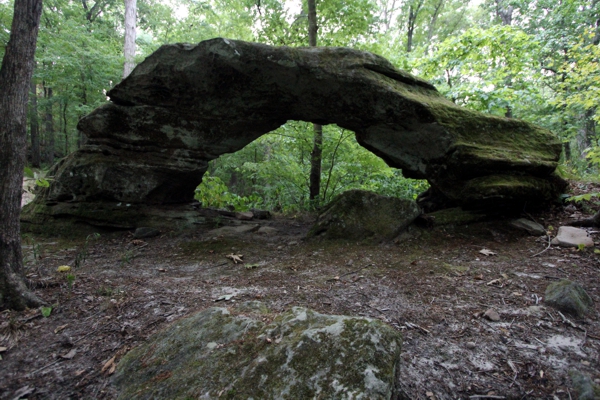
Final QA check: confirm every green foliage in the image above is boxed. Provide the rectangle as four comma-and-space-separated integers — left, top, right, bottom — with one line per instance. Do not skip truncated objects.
74, 233, 100, 269
194, 172, 263, 211
40, 306, 52, 318
66, 273, 76, 288
206, 122, 428, 212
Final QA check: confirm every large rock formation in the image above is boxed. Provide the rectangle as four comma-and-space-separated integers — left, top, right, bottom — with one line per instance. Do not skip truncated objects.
22, 38, 564, 230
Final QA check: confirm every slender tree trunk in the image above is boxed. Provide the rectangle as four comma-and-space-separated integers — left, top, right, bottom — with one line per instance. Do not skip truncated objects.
0, 0, 44, 310
123, 0, 137, 79
307, 0, 323, 206
406, 0, 424, 53
29, 79, 40, 168
44, 85, 54, 164
62, 99, 68, 155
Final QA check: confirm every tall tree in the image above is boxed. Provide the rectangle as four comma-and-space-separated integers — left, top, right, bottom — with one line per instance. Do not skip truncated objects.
123, 0, 136, 78
307, 0, 323, 206
0, 0, 44, 310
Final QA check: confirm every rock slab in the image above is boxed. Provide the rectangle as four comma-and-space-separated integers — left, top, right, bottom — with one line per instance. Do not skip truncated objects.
114, 301, 402, 399
309, 190, 420, 241
551, 226, 594, 248
545, 280, 593, 318
510, 218, 546, 236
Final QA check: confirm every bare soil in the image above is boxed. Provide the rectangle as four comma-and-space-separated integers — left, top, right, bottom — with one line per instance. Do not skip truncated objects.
2, 189, 600, 399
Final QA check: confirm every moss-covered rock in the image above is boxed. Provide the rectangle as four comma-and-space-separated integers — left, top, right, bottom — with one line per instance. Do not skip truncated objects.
114, 302, 402, 399
545, 280, 594, 318
25, 38, 564, 229
308, 190, 420, 241
569, 371, 600, 400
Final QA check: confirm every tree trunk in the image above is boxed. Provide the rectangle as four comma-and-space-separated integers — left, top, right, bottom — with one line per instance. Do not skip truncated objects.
0, 0, 44, 310
307, 0, 323, 206
29, 79, 40, 168
44, 85, 54, 164
406, 0, 424, 53
62, 99, 69, 155
123, 0, 137, 79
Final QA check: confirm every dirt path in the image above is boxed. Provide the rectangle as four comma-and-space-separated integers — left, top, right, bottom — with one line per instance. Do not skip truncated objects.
2, 208, 599, 399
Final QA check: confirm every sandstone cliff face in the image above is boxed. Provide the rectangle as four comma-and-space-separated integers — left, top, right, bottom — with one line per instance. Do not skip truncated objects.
23, 38, 564, 229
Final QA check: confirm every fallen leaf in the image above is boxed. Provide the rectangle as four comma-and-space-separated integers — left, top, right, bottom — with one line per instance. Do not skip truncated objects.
101, 356, 116, 374
215, 294, 235, 302
479, 249, 497, 256
158, 268, 167, 272
0, 347, 7, 352
54, 324, 68, 334
74, 369, 86, 376
60, 349, 77, 359
245, 263, 259, 270
131, 239, 145, 246
226, 253, 244, 264
56, 265, 71, 272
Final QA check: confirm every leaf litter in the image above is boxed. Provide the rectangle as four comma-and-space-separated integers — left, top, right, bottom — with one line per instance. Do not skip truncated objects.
1, 208, 599, 399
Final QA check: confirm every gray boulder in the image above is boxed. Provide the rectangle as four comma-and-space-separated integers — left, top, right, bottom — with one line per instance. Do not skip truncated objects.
308, 190, 420, 241
510, 218, 546, 236
23, 38, 564, 230
545, 280, 593, 318
114, 301, 402, 399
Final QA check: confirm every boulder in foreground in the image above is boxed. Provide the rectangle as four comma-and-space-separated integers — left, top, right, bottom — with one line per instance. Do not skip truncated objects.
114, 301, 402, 399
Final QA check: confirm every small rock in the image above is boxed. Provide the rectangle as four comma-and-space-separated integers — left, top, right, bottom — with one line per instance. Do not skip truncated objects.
570, 370, 600, 400
466, 341, 476, 349
133, 227, 161, 239
545, 280, 593, 318
527, 306, 545, 318
251, 209, 272, 220
553, 226, 594, 248
483, 308, 501, 322
287, 240, 299, 246
208, 224, 259, 236
235, 211, 254, 220
256, 226, 278, 235
510, 218, 546, 236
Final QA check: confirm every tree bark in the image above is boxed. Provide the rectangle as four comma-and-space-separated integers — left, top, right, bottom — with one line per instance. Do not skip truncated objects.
0, 0, 44, 310
406, 0, 424, 53
29, 79, 40, 168
123, 0, 137, 79
307, 0, 323, 206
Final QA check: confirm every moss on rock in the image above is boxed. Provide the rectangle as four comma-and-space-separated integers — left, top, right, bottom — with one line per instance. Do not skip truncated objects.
308, 190, 420, 242
545, 280, 593, 318
114, 302, 402, 399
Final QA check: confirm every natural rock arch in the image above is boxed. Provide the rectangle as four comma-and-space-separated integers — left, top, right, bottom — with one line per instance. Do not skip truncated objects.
23, 38, 565, 230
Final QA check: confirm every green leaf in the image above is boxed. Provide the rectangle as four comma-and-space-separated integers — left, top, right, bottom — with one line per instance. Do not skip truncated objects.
24, 167, 34, 179
35, 178, 50, 188
41, 306, 52, 318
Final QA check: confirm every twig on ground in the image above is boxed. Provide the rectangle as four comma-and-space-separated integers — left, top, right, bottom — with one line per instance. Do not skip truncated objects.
469, 394, 506, 399
531, 235, 552, 257
339, 263, 372, 279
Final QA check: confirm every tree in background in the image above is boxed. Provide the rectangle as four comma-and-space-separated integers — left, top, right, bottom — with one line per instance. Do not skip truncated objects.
123, 0, 136, 78
307, 0, 323, 206
0, 0, 44, 310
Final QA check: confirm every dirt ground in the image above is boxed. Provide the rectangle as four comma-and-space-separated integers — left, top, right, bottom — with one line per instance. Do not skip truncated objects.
2, 187, 600, 399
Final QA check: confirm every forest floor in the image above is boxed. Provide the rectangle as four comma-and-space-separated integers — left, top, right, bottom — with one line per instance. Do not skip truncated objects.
2, 184, 600, 400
